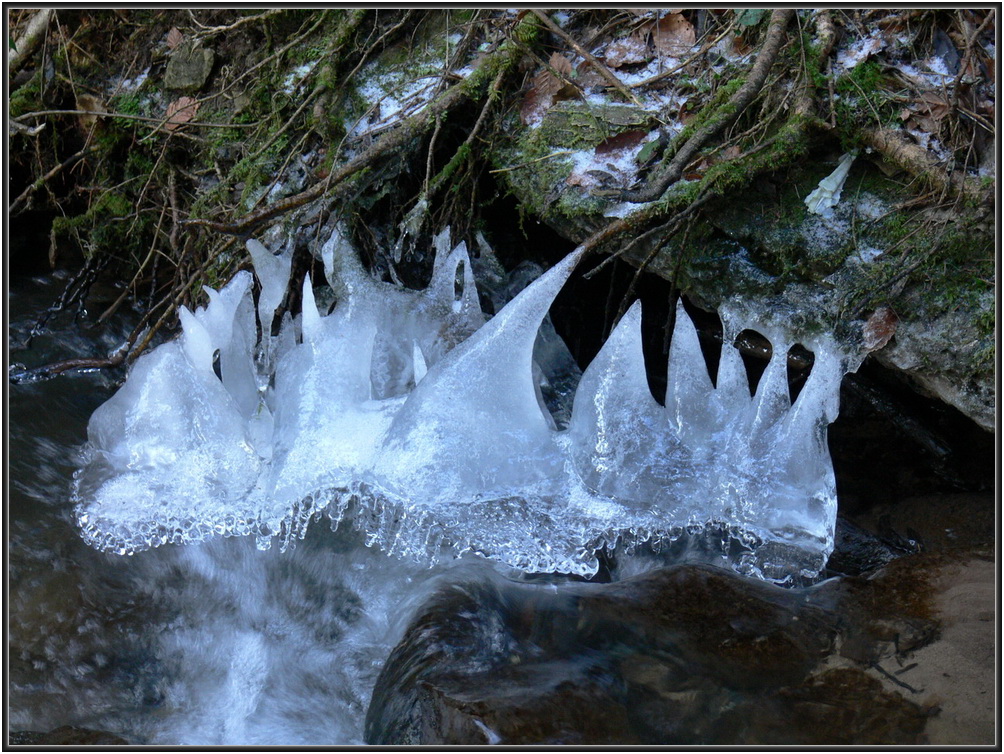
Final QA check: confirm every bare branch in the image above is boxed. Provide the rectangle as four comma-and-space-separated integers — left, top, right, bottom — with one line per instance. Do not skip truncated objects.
8, 9, 54, 74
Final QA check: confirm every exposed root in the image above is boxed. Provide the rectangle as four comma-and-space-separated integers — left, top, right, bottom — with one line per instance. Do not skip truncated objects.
863, 127, 990, 204
622, 9, 795, 203
183, 24, 525, 236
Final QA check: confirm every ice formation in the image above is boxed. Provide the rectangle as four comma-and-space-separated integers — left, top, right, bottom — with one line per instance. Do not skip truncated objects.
74, 227, 852, 581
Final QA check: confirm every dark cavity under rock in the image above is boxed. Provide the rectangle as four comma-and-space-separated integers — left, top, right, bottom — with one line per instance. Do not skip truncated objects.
365, 562, 936, 745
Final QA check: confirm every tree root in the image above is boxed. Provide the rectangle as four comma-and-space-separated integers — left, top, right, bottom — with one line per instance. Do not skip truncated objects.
10, 147, 95, 215
863, 127, 990, 204
183, 21, 529, 237
621, 8, 795, 203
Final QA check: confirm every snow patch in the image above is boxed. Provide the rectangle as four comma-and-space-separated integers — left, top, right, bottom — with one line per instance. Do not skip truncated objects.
282, 62, 318, 94
834, 30, 886, 74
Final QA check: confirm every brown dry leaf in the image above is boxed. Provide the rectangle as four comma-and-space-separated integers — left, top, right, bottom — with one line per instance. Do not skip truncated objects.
167, 27, 183, 50
915, 92, 950, 121
732, 35, 753, 56
718, 145, 742, 161
75, 94, 105, 129
549, 51, 573, 77
653, 12, 696, 56
575, 60, 607, 89
165, 96, 199, 131
520, 55, 576, 125
605, 32, 651, 68
862, 306, 899, 352
595, 129, 648, 157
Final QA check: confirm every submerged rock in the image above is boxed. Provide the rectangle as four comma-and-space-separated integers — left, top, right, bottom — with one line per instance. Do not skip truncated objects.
365, 561, 942, 745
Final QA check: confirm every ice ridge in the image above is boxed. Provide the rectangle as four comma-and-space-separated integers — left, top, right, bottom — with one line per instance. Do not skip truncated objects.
73, 228, 851, 581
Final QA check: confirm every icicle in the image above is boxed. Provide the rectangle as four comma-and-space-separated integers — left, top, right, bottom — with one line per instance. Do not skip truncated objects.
568, 301, 676, 505
371, 246, 585, 502
74, 227, 850, 583
246, 239, 292, 333
412, 341, 427, 384
300, 274, 322, 343
665, 300, 715, 443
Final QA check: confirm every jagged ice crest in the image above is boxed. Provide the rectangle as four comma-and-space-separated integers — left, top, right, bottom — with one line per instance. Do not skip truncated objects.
73, 228, 851, 581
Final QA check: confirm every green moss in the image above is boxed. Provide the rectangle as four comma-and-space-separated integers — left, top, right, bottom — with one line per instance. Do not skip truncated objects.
110, 91, 143, 116
51, 189, 147, 261
9, 68, 43, 118
432, 141, 471, 189
832, 59, 898, 148
669, 77, 745, 152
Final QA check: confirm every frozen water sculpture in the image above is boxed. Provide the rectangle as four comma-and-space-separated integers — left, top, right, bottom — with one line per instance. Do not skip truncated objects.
74, 227, 853, 581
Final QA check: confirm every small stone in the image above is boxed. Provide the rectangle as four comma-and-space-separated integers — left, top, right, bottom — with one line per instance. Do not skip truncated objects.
164, 42, 215, 92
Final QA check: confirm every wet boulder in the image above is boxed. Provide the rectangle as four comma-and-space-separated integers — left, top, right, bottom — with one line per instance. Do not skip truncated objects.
365, 562, 933, 745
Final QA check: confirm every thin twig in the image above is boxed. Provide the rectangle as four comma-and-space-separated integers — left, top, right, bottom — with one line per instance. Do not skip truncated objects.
98, 202, 170, 324
183, 36, 520, 236
583, 190, 712, 279
630, 18, 737, 90
10, 147, 95, 215
188, 8, 288, 38
13, 108, 258, 129
952, 9, 995, 107
489, 150, 575, 174
870, 662, 923, 694
531, 9, 642, 106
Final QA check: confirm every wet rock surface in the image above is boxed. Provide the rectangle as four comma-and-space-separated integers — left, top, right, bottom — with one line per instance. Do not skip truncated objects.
365, 557, 966, 745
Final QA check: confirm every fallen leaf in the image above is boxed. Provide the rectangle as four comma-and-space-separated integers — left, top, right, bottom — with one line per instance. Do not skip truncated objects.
575, 60, 607, 89
731, 34, 754, 56
636, 138, 661, 165
862, 306, 899, 352
595, 129, 647, 156
165, 96, 199, 131
720, 145, 742, 161
75, 94, 105, 129
167, 27, 183, 50
653, 12, 696, 56
549, 51, 573, 77
915, 92, 950, 121
520, 55, 576, 125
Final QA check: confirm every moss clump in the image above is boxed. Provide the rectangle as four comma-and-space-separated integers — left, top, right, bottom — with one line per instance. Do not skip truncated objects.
52, 190, 149, 261
832, 60, 898, 148
9, 68, 45, 118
